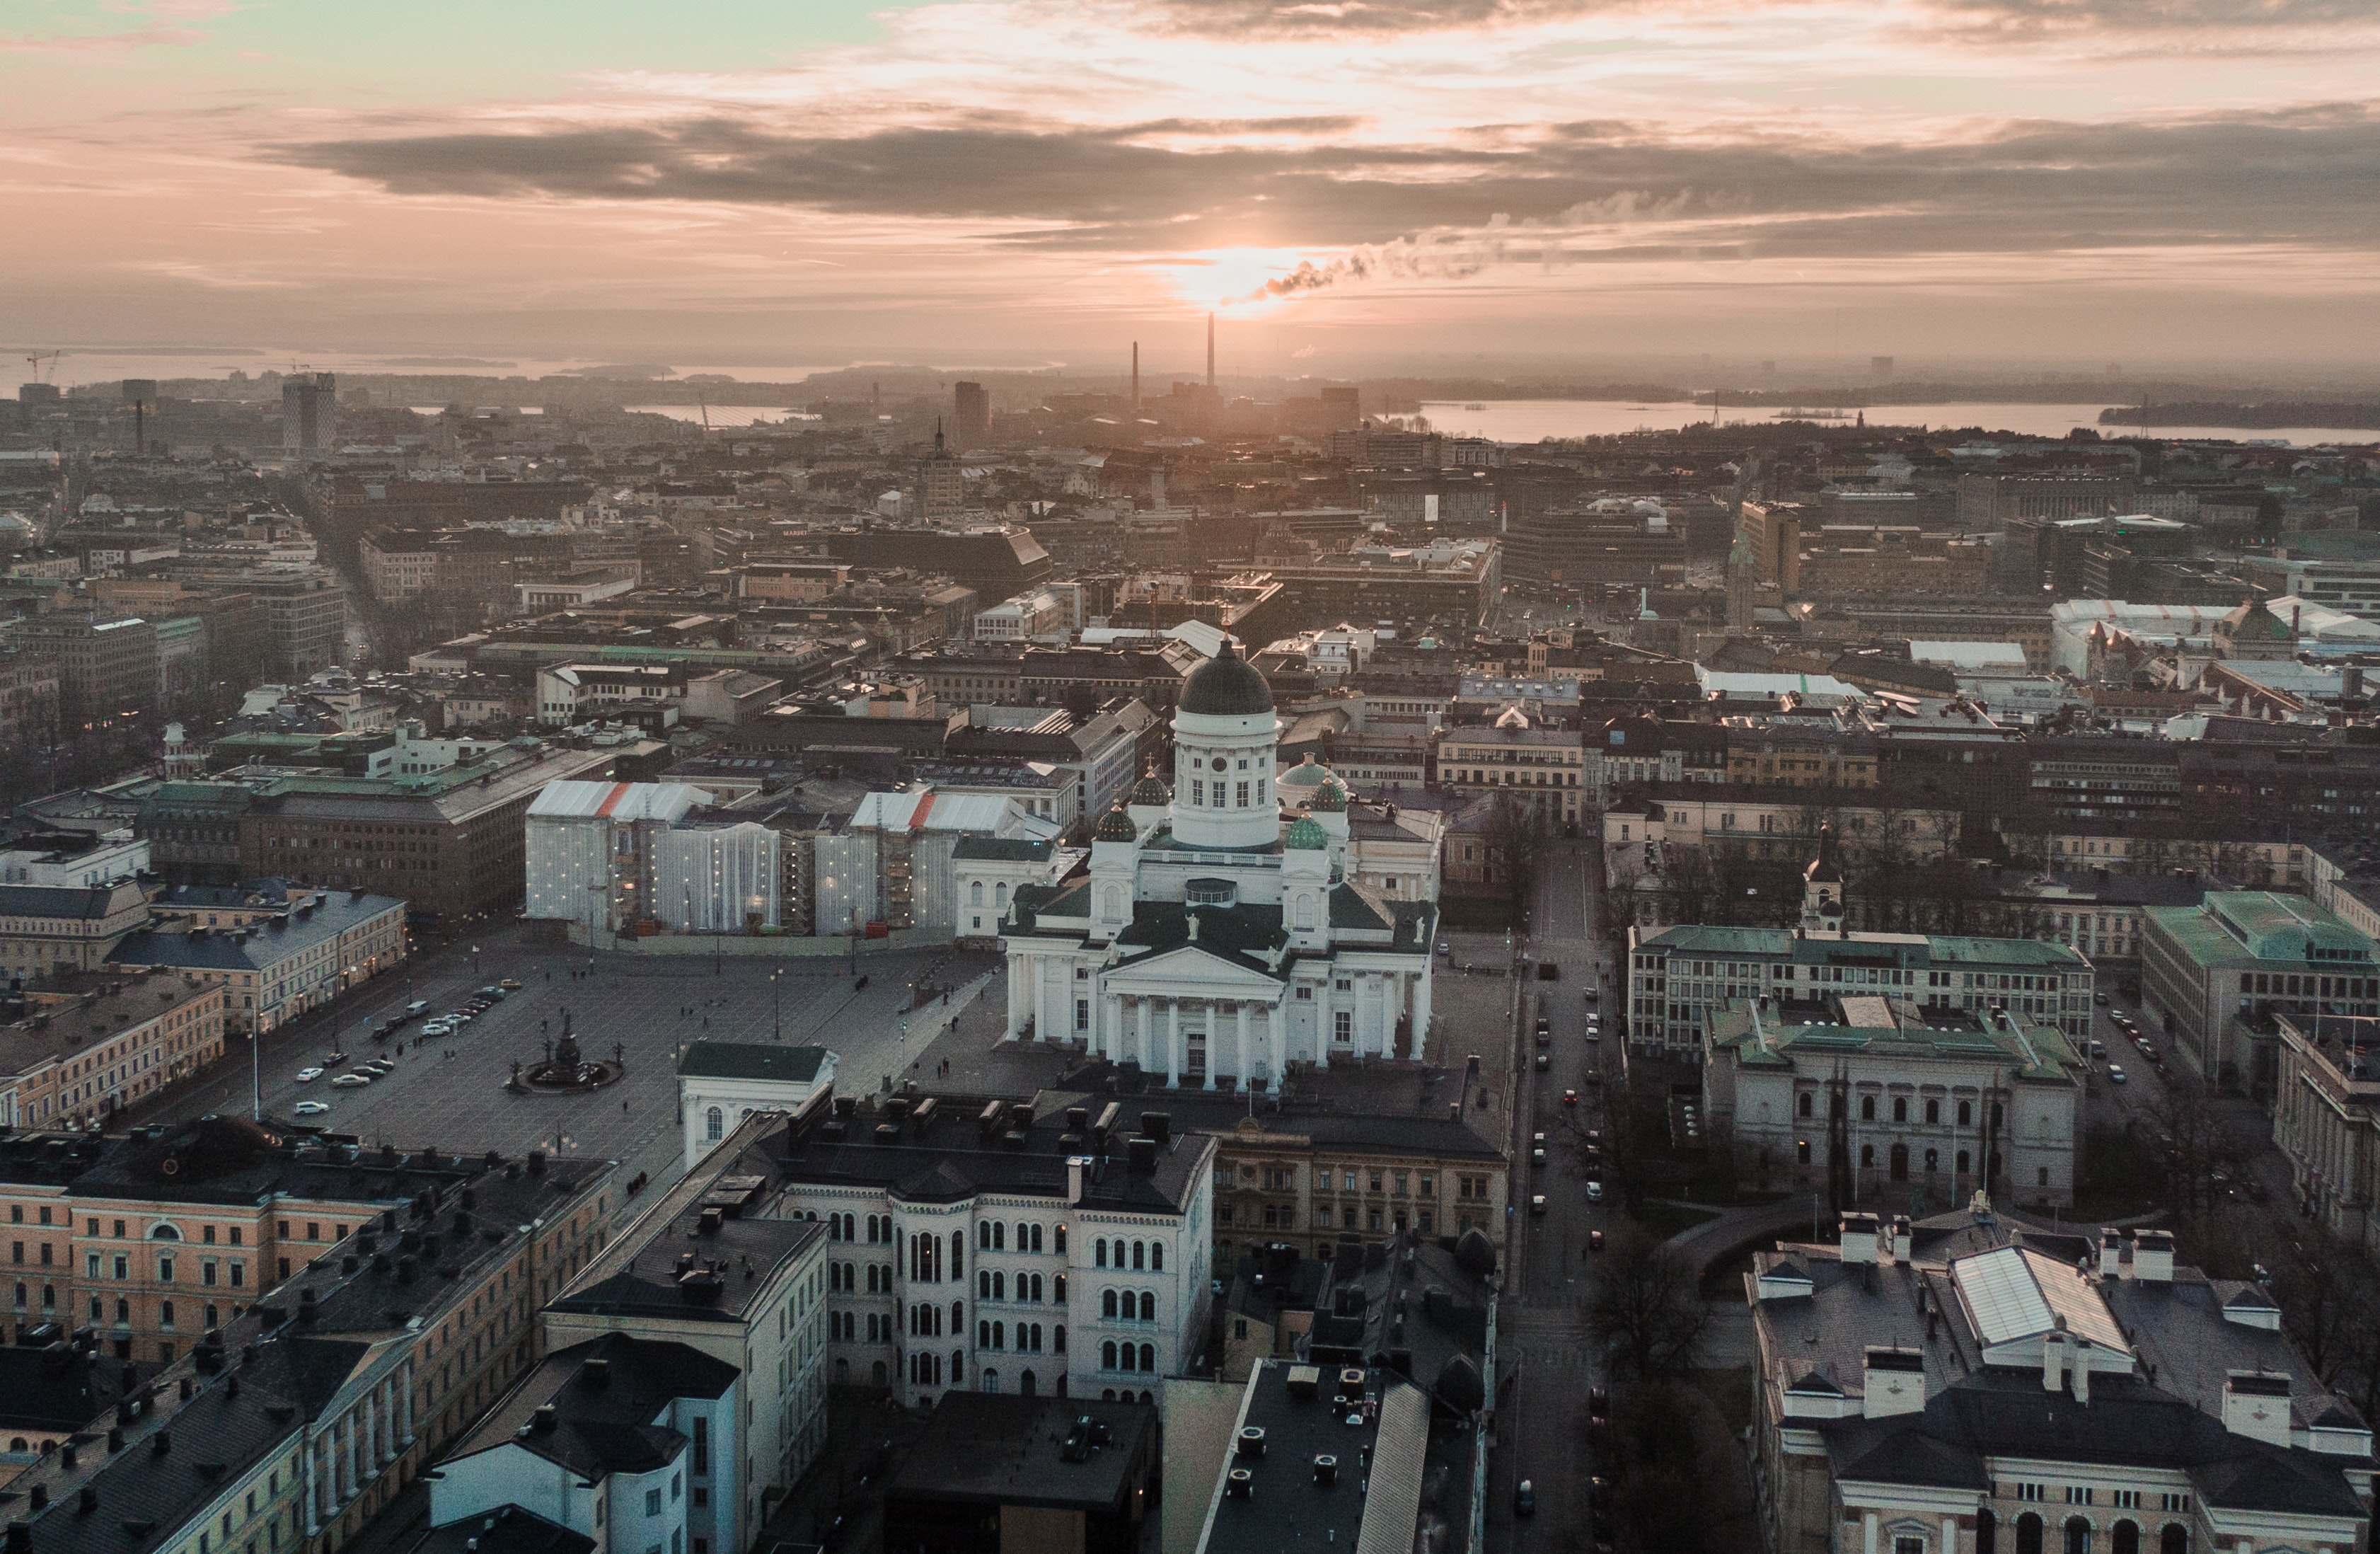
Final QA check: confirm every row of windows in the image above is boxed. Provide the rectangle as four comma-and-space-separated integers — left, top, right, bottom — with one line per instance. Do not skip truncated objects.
1795, 1093, 1999, 1129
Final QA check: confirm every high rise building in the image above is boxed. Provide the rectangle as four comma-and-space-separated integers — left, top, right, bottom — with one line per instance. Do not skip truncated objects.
279, 371, 337, 454
954, 380, 990, 447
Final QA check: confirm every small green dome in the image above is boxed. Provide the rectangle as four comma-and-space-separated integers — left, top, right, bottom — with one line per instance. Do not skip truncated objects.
1309, 780, 1346, 813
1285, 817, 1329, 850
1093, 807, 1138, 843
1129, 772, 1172, 805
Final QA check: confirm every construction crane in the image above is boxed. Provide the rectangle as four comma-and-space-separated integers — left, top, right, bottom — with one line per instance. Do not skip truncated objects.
23, 351, 62, 383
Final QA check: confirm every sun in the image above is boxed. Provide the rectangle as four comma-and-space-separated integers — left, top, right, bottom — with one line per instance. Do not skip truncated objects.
1158, 247, 1316, 313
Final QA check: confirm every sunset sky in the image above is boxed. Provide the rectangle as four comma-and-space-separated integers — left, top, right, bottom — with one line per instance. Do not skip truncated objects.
5, 0, 2379, 381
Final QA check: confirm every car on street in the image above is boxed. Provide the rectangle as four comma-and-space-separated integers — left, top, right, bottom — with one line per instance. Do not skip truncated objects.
1585, 1180, 1604, 1202
294, 1067, 323, 1083
2095, 992, 2110, 1006
1563, 1088, 1578, 1107
1515, 1480, 1536, 1516
449, 1010, 474, 1023
1588, 1229, 1605, 1253
364, 1059, 394, 1074
1583, 1071, 1602, 1088
1530, 1195, 1547, 1215
498, 977, 522, 991
1534, 1025, 1551, 1048
1534, 1052, 1549, 1072
1588, 1386, 1610, 1423
292, 1100, 331, 1116
420, 1018, 453, 1036
475, 986, 506, 1000
1583, 988, 1598, 1003
403, 1000, 429, 1017
330, 1074, 371, 1088
2108, 1064, 2128, 1083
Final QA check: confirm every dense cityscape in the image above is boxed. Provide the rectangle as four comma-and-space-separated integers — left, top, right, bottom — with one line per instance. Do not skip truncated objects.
0, 357, 2373, 1554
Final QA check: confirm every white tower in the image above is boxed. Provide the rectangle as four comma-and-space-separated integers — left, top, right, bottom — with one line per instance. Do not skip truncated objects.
1169, 641, 1281, 850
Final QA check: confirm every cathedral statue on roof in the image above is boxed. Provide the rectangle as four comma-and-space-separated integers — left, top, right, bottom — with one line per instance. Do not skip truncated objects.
998, 640, 1439, 1088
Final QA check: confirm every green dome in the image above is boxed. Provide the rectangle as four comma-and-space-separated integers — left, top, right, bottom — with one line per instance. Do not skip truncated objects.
1129, 772, 1172, 805
1179, 640, 1274, 717
1309, 780, 1346, 812
1284, 817, 1329, 850
1092, 807, 1138, 843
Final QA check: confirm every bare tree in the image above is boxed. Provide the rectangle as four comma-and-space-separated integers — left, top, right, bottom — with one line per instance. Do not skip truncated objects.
1483, 789, 1551, 926
1583, 1224, 1714, 1385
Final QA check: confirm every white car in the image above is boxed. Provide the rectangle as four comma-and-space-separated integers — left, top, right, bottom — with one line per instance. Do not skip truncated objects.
330, 1074, 371, 1088
2108, 1065, 2128, 1084
291, 1100, 331, 1116
294, 1067, 324, 1083
420, 1019, 454, 1037
1585, 1181, 1605, 1203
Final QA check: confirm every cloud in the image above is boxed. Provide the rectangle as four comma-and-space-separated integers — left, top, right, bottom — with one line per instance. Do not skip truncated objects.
0, 18, 209, 52
1144, 0, 2374, 32
277, 104, 2380, 270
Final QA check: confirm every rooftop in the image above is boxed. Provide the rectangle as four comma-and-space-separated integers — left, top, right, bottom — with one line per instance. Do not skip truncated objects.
444, 1333, 735, 1479
885, 1393, 1154, 1512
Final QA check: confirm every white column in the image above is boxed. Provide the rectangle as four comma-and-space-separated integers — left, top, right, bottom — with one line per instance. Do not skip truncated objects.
1204, 1001, 1219, 1088
1103, 992, 1122, 1061
1861, 1509, 1878, 1554
1410, 969, 1432, 1061
1005, 956, 1026, 1040
1136, 998, 1151, 1071
1942, 1516, 1958, 1553
1166, 1000, 1182, 1088
1235, 1002, 1250, 1088
1267, 1003, 1283, 1087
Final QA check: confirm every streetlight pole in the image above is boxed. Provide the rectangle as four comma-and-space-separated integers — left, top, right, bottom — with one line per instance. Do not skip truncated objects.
772, 967, 783, 1042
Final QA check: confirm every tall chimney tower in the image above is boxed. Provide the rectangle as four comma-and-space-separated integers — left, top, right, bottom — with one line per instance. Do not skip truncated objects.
1131, 342, 1140, 410
1206, 313, 1215, 388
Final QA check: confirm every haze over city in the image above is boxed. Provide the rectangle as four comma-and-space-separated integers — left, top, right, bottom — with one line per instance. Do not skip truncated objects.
7, 0, 2380, 377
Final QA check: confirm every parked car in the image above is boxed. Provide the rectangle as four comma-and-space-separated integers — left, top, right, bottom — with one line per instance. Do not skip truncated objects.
497, 977, 523, 991
2108, 1064, 2128, 1083
403, 1000, 429, 1017
292, 1100, 331, 1116
294, 1067, 324, 1083
1534, 1052, 1549, 1072
1583, 988, 1598, 1003
2094, 991, 2110, 1006
1588, 1229, 1605, 1253
1585, 1180, 1605, 1202
330, 1074, 371, 1088
1515, 1480, 1536, 1516
1530, 1195, 1547, 1216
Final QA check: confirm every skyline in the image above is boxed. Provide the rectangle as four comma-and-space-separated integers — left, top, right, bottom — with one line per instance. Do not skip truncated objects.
6, 0, 2380, 377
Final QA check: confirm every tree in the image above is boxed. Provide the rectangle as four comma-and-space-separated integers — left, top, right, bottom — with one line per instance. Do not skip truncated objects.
1583, 1224, 1714, 1385
1483, 789, 1551, 926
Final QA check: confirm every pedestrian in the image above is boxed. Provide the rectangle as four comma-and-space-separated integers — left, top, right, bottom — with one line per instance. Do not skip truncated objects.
623, 1100, 629, 1113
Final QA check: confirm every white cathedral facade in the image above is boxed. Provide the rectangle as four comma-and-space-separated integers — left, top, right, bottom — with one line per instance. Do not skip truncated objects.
1000, 642, 1438, 1088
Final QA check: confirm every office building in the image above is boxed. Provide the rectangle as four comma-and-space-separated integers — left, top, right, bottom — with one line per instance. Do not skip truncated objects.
2139, 891, 2379, 1098
280, 372, 338, 455
110, 886, 408, 1034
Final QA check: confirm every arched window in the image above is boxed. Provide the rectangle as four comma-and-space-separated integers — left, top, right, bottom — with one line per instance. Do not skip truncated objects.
1150, 1243, 1163, 1272
1132, 1242, 1145, 1271
1029, 1224, 1043, 1253
1958, 1150, 1972, 1175
1958, 1100, 1973, 1127
969, 881, 983, 906
951, 1299, 964, 1332
1861, 1095, 1876, 1121
1924, 1149, 1940, 1174
1095, 1241, 1108, 1269
1102, 1340, 1117, 1369
1102, 1289, 1119, 1318
993, 1271, 1005, 1299
1139, 1344, 1155, 1371
1798, 1092, 1813, 1117
1889, 1144, 1910, 1182
995, 883, 1009, 909
1021, 1369, 1036, 1396
993, 1320, 1004, 1349
1861, 1145, 1876, 1169
1892, 1096, 1908, 1124
149, 1225, 180, 1241
993, 1223, 1006, 1251
952, 1231, 965, 1269
978, 1271, 991, 1298
705, 1107, 724, 1141
1054, 1272, 1067, 1301
950, 1350, 963, 1384
2016, 1513, 2044, 1554
979, 1223, 993, 1250
1925, 1099, 1941, 1124
2064, 1516, 2091, 1554
1138, 1291, 1155, 1321
1977, 1509, 1997, 1554
978, 1320, 990, 1347
2110, 1521, 2139, 1554
2157, 1526, 2187, 1554
1055, 1227, 1068, 1256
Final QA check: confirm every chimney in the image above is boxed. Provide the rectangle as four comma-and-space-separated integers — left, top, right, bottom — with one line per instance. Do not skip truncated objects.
2071, 1350, 2090, 1405
1837, 1213, 1879, 1266
2222, 1372, 2293, 1446
1127, 1137, 1158, 1176
1888, 1216, 1912, 1262
1066, 1156, 1087, 1205
2098, 1228, 2122, 1279
1861, 1348, 1926, 1418
2042, 1320, 2068, 1393
2130, 1229, 2174, 1284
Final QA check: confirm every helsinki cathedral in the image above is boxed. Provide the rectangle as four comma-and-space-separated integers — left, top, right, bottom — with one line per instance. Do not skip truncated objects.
999, 641, 1438, 1088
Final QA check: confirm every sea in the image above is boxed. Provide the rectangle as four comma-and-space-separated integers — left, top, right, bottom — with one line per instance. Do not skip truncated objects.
1417, 401, 2375, 448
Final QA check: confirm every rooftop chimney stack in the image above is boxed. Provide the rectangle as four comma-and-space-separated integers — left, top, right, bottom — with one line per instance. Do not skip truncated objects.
1837, 1213, 1879, 1266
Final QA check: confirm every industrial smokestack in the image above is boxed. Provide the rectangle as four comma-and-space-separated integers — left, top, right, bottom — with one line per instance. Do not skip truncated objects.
1131, 341, 1140, 410
1206, 312, 1215, 388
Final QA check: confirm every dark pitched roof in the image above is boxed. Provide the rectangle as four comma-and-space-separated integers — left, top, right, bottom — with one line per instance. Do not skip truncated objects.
444, 1334, 734, 1480
0, 882, 140, 919
407, 1507, 595, 1554
951, 836, 1056, 862
676, 1041, 830, 1083
1112, 901, 1289, 980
